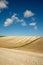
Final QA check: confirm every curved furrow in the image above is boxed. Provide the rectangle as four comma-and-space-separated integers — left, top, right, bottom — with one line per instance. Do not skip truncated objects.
0, 36, 40, 48
12, 37, 41, 48
0, 36, 31, 48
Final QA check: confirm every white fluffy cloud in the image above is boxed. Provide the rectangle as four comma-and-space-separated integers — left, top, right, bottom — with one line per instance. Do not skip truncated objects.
4, 14, 16, 26
4, 18, 13, 26
0, 0, 8, 9
24, 10, 34, 18
4, 13, 26, 27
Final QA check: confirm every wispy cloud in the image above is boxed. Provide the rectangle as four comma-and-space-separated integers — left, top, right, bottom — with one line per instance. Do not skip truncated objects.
4, 13, 26, 27
34, 26, 37, 30
24, 10, 34, 18
21, 21, 27, 26
0, 10, 1, 13
29, 22, 36, 26
0, 0, 8, 9
29, 22, 37, 30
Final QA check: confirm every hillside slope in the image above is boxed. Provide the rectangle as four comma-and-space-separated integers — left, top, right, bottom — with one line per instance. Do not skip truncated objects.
0, 36, 40, 48
16, 37, 43, 53
0, 48, 43, 65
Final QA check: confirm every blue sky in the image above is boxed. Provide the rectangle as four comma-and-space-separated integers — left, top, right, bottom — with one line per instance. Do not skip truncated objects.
0, 0, 43, 36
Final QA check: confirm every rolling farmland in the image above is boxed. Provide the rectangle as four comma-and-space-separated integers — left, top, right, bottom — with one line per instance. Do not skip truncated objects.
0, 36, 43, 65
0, 36, 40, 48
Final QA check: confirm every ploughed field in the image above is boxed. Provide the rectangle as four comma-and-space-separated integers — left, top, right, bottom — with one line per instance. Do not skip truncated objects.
0, 36, 43, 65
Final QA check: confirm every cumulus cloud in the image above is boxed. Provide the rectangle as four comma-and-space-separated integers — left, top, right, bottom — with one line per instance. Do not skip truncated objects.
0, 0, 8, 9
4, 13, 26, 27
4, 18, 13, 26
4, 14, 16, 26
24, 10, 34, 18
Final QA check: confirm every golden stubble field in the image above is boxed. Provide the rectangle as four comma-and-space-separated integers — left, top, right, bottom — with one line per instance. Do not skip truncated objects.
0, 36, 43, 65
